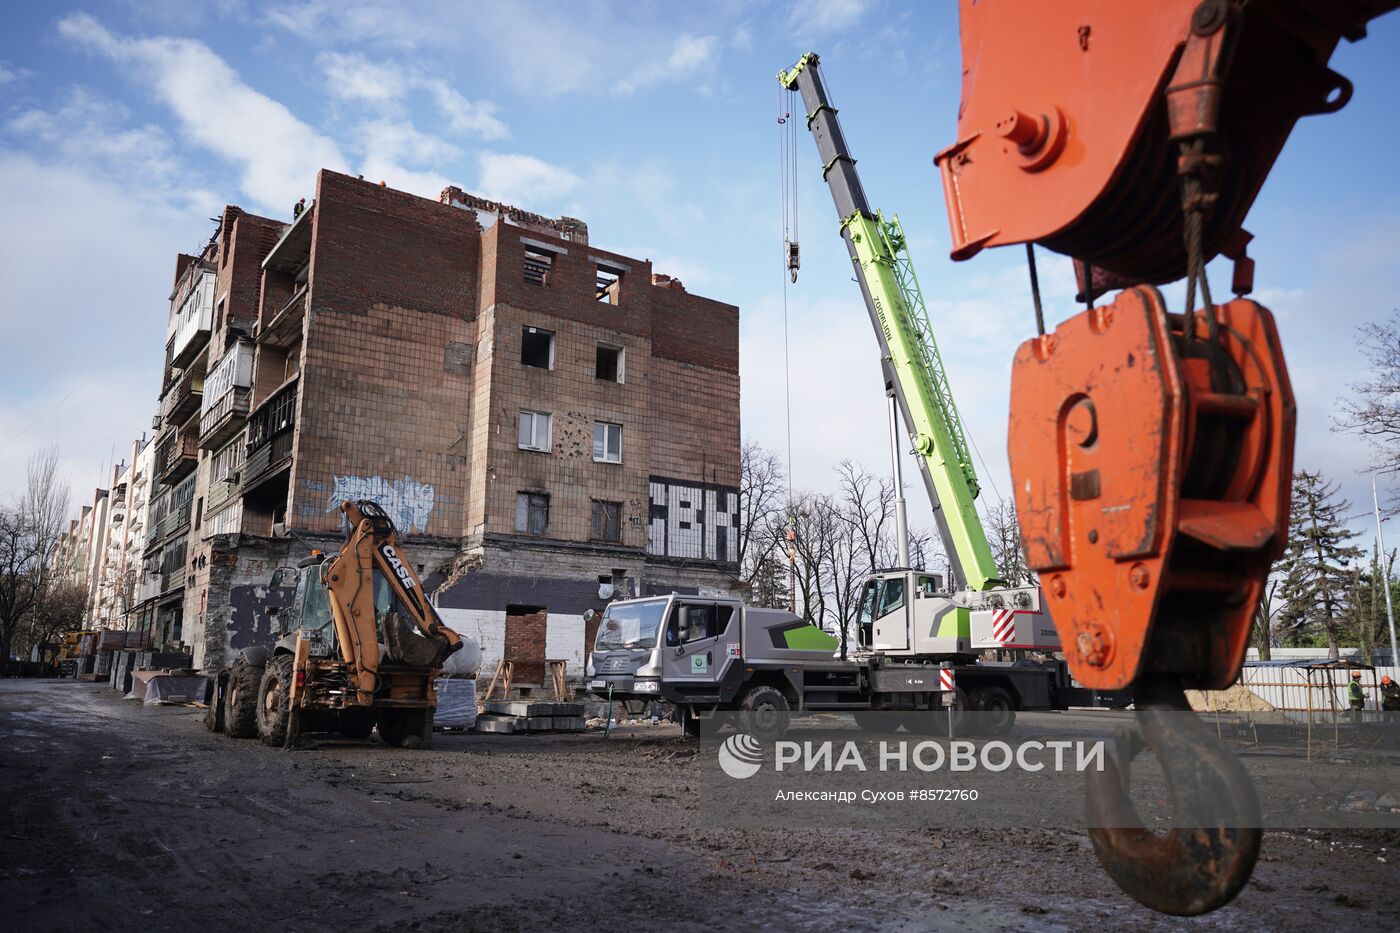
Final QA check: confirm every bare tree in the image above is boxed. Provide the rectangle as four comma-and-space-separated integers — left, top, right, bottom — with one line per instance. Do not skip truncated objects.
1252, 575, 1284, 661
0, 447, 72, 659
1335, 311, 1400, 512
14, 580, 88, 662
738, 441, 790, 608
982, 498, 1032, 586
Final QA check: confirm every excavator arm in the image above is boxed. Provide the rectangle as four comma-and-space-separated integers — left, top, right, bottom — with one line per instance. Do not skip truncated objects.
321, 499, 461, 704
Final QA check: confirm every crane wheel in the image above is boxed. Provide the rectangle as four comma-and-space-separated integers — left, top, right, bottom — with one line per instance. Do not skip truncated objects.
256, 656, 295, 747
974, 686, 1016, 736
738, 685, 791, 742
224, 657, 263, 739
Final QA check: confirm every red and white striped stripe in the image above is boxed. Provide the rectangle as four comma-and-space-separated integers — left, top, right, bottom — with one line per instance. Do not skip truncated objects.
939, 668, 956, 692
990, 608, 1017, 644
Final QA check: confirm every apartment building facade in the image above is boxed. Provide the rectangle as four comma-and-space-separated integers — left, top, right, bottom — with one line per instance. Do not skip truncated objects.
142, 171, 739, 685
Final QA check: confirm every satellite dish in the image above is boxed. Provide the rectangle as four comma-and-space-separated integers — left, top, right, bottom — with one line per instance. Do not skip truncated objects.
598, 582, 615, 600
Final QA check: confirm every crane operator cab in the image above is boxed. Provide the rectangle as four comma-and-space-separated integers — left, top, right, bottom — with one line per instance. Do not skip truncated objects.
857, 569, 1061, 659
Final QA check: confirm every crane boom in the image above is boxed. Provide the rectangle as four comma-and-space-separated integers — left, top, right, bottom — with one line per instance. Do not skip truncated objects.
779, 53, 999, 592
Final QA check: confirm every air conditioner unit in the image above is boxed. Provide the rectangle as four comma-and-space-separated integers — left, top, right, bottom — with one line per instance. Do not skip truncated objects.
271, 522, 291, 538
152, 414, 162, 430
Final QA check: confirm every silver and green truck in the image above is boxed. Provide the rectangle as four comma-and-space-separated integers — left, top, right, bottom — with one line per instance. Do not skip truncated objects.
584, 573, 1106, 739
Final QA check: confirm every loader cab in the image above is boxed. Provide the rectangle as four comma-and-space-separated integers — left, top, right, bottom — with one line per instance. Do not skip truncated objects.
271, 555, 336, 654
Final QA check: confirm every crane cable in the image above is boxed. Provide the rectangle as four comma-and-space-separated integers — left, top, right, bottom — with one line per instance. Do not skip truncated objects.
779, 85, 800, 612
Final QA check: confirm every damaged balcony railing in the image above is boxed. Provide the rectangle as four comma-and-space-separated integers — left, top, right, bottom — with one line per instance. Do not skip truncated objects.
242, 380, 297, 489
162, 365, 204, 427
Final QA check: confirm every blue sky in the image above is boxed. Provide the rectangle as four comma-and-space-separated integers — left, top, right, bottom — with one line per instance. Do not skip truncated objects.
1, 1, 1398, 549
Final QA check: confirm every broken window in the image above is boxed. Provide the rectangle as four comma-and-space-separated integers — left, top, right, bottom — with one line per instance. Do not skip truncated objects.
595, 344, 623, 383
521, 326, 554, 369
593, 421, 622, 463
591, 500, 622, 543
518, 410, 552, 452
515, 492, 550, 535
524, 247, 554, 286
595, 264, 623, 303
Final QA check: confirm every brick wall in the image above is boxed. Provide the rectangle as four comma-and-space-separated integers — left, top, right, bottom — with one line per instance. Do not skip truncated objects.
287, 171, 480, 538
504, 607, 547, 685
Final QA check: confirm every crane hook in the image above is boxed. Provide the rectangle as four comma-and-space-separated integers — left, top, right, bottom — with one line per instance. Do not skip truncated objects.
1087, 675, 1261, 916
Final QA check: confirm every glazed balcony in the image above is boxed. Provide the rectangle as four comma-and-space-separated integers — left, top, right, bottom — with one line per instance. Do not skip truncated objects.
200, 341, 255, 449
168, 268, 216, 369
162, 365, 204, 426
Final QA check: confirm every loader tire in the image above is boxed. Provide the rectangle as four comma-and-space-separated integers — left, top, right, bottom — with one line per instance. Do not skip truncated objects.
738, 685, 790, 742
203, 672, 226, 733
224, 658, 263, 739
378, 709, 433, 748
256, 656, 295, 747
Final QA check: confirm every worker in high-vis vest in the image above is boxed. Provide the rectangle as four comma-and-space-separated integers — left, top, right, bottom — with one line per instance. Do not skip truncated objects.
1381, 674, 1400, 722
1348, 671, 1366, 724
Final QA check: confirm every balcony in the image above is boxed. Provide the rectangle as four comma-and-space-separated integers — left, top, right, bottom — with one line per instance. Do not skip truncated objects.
200, 341, 254, 449
156, 425, 199, 486
168, 268, 216, 369
242, 379, 297, 493
256, 285, 308, 349
162, 366, 204, 426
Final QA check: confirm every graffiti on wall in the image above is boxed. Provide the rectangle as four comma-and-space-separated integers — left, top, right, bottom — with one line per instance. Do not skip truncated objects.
327, 474, 435, 533
647, 477, 739, 563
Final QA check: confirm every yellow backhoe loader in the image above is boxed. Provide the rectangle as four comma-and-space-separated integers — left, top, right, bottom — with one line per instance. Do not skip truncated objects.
207, 500, 461, 748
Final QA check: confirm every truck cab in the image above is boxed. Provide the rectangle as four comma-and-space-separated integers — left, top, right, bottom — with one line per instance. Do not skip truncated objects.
586, 595, 842, 709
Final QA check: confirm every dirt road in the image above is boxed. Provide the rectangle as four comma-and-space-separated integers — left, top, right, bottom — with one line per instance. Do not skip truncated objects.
2, 680, 1396, 931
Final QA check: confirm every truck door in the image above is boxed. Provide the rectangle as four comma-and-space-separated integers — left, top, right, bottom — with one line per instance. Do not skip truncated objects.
661, 602, 737, 687
869, 573, 911, 652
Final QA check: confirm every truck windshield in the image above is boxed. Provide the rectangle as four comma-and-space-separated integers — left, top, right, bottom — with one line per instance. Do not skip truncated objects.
595, 599, 667, 650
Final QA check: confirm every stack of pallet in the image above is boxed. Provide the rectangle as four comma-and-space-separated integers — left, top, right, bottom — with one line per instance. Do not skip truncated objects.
474, 699, 586, 734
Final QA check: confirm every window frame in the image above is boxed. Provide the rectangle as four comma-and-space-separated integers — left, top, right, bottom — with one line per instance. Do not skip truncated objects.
514, 491, 550, 535
591, 499, 623, 543
595, 343, 624, 383
521, 326, 555, 370
593, 421, 623, 463
517, 410, 552, 453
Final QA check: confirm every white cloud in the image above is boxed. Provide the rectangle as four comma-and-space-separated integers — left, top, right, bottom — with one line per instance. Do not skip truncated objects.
319, 50, 408, 104
612, 34, 721, 97
58, 12, 345, 213
354, 118, 456, 199
475, 153, 581, 208
789, 0, 871, 34
0, 64, 23, 86
317, 51, 508, 140
0, 151, 199, 500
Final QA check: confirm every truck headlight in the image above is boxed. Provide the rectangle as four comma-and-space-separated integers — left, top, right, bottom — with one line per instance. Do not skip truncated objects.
633, 679, 660, 693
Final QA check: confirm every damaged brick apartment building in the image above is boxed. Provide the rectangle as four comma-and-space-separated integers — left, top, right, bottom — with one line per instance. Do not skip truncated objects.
134, 170, 740, 687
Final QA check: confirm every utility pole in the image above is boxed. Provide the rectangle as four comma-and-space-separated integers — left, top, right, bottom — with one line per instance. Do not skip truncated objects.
1371, 467, 1398, 667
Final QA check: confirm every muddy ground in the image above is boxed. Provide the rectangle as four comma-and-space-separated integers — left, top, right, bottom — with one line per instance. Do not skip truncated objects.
1, 680, 1397, 932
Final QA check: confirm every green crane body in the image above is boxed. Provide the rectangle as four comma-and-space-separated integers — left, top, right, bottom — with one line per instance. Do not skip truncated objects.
780, 52, 1001, 593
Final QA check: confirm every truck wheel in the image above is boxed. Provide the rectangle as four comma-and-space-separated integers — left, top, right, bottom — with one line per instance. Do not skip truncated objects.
338, 709, 375, 740
975, 686, 1016, 736
224, 657, 263, 739
739, 685, 790, 742
256, 656, 295, 747
203, 673, 226, 733
852, 710, 891, 732
680, 705, 701, 739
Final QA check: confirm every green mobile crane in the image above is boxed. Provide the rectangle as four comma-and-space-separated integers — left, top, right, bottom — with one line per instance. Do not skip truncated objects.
778, 52, 1058, 657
